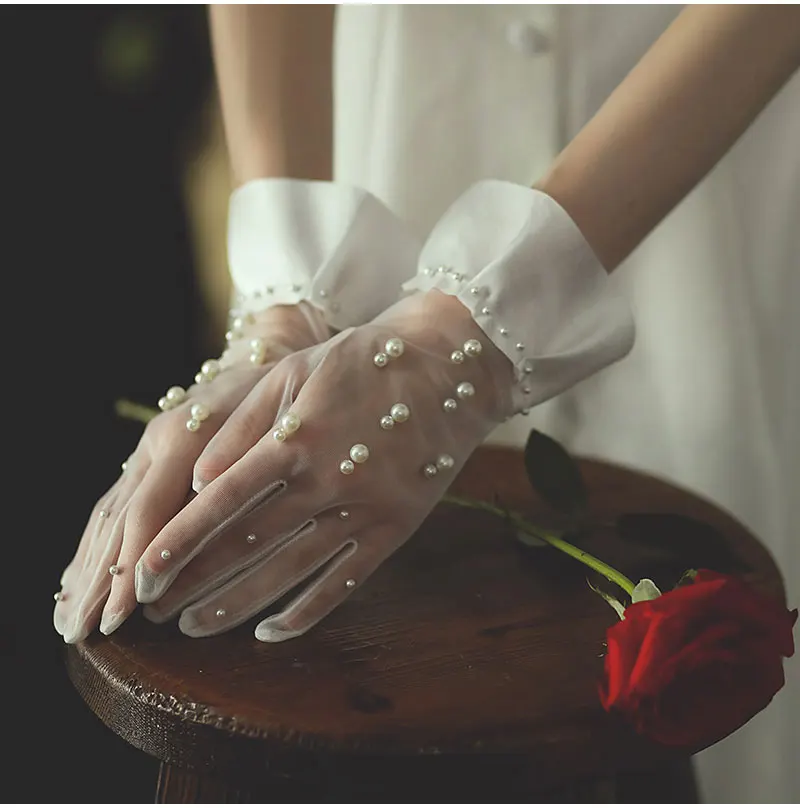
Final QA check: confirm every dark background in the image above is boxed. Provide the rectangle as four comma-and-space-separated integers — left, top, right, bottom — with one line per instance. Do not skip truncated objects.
4, 7, 215, 801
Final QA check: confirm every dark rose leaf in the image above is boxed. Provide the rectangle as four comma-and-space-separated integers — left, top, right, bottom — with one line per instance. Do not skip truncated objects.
616, 513, 751, 574
523, 429, 588, 518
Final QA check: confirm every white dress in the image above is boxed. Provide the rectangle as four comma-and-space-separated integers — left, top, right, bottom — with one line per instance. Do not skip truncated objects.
333, 5, 800, 802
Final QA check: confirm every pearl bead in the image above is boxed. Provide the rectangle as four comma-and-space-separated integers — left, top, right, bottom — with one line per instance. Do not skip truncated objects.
422, 267, 432, 276
281, 412, 301, 434
385, 337, 404, 358
272, 427, 287, 442
390, 403, 410, 423
339, 510, 350, 520
224, 330, 237, 343
54, 592, 64, 602
469, 286, 481, 296
450, 350, 465, 364
339, 459, 355, 475
436, 454, 455, 470
522, 385, 532, 395
191, 403, 210, 422
201, 359, 220, 378
194, 373, 204, 384
464, 339, 482, 357
350, 443, 370, 464
457, 382, 475, 399
437, 265, 447, 274
232, 317, 245, 330
523, 360, 534, 374
423, 464, 438, 479
186, 418, 201, 433
452, 272, 463, 282
380, 415, 395, 430
166, 386, 186, 404
160, 549, 172, 561
373, 352, 389, 368
443, 398, 458, 413
250, 337, 265, 353
158, 397, 170, 411
108, 565, 120, 576
216, 608, 227, 618
345, 579, 357, 589
246, 534, 257, 544
121, 461, 128, 472
319, 289, 328, 298
515, 342, 525, 352
99, 509, 109, 518
499, 327, 509, 337
249, 350, 267, 366
480, 306, 491, 316
521, 408, 531, 416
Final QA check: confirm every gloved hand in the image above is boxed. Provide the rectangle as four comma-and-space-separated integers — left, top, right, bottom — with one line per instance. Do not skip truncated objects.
136, 290, 518, 639
54, 303, 330, 643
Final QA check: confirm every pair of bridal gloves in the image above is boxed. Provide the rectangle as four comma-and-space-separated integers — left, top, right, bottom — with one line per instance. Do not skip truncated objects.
54, 178, 634, 644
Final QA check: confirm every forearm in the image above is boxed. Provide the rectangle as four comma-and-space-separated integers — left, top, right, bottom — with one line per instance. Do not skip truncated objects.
536, 5, 800, 270
209, 4, 334, 185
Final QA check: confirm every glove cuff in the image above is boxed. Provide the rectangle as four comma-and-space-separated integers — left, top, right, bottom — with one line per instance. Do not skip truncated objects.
228, 178, 421, 331
402, 180, 635, 414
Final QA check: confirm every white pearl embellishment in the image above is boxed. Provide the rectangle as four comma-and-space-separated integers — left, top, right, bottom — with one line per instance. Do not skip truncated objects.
167, 386, 186, 404
436, 454, 455, 470
272, 427, 287, 442
340, 459, 355, 475
160, 549, 172, 561
54, 591, 64, 602
186, 418, 201, 433
456, 382, 475, 399
216, 608, 227, 618
246, 534, 257, 544
373, 352, 389, 368
443, 398, 458, 413
380, 415, 395, 430
464, 339, 482, 357
99, 509, 109, 519
390, 403, 410, 423
450, 350, 465, 364
350, 444, 370, 464
385, 337, 404, 358
423, 464, 438, 479
281, 412, 301, 434
190, 403, 210, 422
481, 306, 491, 316
109, 565, 120, 576
345, 579, 357, 588
339, 510, 350, 520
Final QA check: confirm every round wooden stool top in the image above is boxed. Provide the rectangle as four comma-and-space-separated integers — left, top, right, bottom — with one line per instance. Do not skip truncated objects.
66, 447, 786, 797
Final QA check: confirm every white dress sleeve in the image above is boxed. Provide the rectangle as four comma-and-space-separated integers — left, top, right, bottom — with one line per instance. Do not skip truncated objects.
227, 178, 421, 330
402, 179, 636, 414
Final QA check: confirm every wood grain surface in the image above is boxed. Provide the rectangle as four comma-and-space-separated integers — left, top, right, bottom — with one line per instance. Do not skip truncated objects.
66, 446, 785, 792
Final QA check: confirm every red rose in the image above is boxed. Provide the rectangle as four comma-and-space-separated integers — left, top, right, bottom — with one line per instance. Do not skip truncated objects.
600, 569, 797, 747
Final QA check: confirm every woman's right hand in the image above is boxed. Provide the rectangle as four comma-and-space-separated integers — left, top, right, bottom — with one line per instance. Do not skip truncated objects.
53, 303, 331, 644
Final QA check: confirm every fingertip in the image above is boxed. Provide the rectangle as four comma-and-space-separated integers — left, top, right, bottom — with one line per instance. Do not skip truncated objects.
134, 561, 162, 603
177, 609, 206, 638
254, 620, 302, 643
99, 610, 127, 636
143, 603, 172, 624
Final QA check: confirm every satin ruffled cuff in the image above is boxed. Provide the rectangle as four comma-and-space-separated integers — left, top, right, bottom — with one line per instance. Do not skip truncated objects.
402, 180, 636, 414
228, 178, 421, 331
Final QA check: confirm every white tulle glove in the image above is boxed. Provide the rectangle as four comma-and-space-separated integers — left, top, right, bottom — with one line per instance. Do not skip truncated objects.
136, 178, 635, 642
53, 304, 330, 644
54, 179, 421, 644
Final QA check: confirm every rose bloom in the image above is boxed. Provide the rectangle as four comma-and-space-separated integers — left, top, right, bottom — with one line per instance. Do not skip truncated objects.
600, 569, 797, 746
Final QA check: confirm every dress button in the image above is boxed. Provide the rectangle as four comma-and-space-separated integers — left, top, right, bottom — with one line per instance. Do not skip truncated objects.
505, 21, 551, 57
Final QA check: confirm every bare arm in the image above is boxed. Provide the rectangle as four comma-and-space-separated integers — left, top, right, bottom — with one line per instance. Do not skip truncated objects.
537, 5, 800, 270
209, 4, 334, 186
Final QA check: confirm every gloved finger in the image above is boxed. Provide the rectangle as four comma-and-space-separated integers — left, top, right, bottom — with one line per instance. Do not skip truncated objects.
142, 514, 322, 625
60, 502, 131, 643
176, 514, 358, 638
55, 460, 147, 638
97, 455, 194, 636
254, 524, 394, 642
192, 355, 307, 493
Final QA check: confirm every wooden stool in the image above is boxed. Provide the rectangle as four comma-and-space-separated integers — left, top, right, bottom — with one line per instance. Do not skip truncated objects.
65, 447, 786, 802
